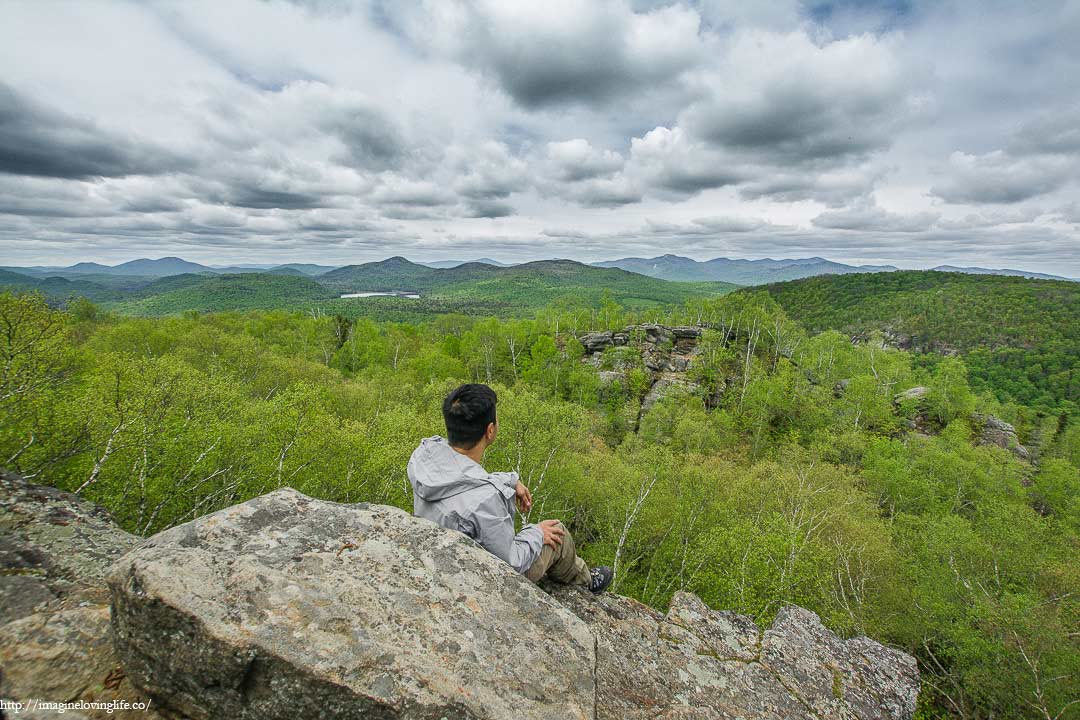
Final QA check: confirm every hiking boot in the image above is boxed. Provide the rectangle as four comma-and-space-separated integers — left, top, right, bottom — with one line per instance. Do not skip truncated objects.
588, 566, 613, 594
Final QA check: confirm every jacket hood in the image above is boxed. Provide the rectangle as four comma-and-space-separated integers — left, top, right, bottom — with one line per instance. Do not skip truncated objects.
407, 435, 506, 501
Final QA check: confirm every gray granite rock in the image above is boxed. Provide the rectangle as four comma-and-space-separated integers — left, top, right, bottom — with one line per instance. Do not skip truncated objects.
0, 469, 138, 617
579, 331, 614, 353
971, 413, 1031, 461
670, 326, 703, 339
641, 375, 701, 413
4, 470, 920, 720
0, 470, 165, 720
760, 606, 919, 720
547, 586, 918, 720
107, 488, 595, 720
893, 386, 929, 405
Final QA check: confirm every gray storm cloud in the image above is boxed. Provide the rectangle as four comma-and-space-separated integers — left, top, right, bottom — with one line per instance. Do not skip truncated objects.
0, 0, 1076, 274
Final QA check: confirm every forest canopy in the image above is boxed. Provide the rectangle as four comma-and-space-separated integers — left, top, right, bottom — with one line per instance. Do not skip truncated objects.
1, 286, 1077, 720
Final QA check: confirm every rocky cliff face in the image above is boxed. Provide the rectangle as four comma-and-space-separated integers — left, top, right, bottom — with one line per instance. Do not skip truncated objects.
580, 324, 1032, 462
577, 324, 721, 426
0, 469, 162, 720
1, 470, 919, 720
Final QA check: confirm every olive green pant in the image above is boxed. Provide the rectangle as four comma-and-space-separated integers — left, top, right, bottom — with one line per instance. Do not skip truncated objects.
524, 521, 591, 586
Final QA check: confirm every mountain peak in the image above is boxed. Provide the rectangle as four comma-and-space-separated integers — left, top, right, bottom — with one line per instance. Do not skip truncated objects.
378, 256, 417, 266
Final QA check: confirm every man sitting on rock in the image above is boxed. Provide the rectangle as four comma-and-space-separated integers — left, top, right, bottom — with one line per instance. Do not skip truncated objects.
407, 383, 614, 593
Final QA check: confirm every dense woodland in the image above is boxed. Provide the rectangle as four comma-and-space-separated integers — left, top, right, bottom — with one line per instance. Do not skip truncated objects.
764, 271, 1080, 415
2, 277, 1078, 719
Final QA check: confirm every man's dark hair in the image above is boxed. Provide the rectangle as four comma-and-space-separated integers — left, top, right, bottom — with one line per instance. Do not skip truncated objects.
443, 384, 497, 449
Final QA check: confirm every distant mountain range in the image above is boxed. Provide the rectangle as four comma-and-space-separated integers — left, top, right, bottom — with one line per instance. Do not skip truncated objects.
590, 254, 900, 285
0, 256, 735, 317
1, 255, 1074, 285
1, 257, 336, 278
928, 265, 1073, 281
317, 256, 734, 299
418, 258, 510, 269
593, 255, 1078, 284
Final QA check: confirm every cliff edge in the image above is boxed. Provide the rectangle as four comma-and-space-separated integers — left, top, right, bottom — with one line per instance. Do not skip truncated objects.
0, 470, 919, 719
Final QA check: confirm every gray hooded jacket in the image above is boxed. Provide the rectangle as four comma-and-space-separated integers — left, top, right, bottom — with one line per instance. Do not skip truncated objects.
407, 435, 544, 574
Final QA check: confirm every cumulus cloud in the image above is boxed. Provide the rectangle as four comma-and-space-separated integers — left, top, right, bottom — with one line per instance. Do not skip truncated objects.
612, 29, 926, 205
691, 216, 770, 233
398, 0, 706, 108
1007, 106, 1080, 156
0, 176, 111, 218
812, 198, 940, 233
0, 83, 188, 179
930, 105, 1080, 205
936, 207, 1045, 230
464, 198, 514, 218
738, 164, 885, 206
626, 126, 744, 197
372, 179, 455, 208
0, 0, 1076, 273
572, 176, 643, 207
545, 139, 624, 181
930, 151, 1074, 204
450, 141, 528, 201
535, 139, 640, 207
681, 30, 921, 165
1053, 202, 1080, 224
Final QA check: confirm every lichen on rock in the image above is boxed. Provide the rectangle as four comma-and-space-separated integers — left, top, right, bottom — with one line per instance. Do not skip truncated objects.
2, 471, 920, 720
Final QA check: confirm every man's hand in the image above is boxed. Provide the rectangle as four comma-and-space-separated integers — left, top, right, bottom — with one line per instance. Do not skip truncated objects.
538, 519, 566, 548
514, 480, 533, 513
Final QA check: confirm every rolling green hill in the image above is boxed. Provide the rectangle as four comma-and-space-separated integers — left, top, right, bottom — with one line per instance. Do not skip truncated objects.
1, 258, 737, 320
0, 269, 36, 286
593, 254, 898, 284
426, 258, 733, 307
321, 257, 736, 315
758, 270, 1080, 410
104, 273, 335, 314
320, 255, 461, 290
0, 268, 147, 302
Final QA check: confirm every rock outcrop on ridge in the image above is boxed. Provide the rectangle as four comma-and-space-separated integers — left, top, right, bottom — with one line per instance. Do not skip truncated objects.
0, 469, 163, 720
583, 324, 1033, 464
548, 585, 919, 720
1, 471, 920, 719
971, 413, 1032, 461
107, 487, 596, 720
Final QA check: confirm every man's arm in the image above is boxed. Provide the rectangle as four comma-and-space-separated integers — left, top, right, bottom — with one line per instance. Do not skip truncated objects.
488, 470, 532, 512
488, 470, 519, 495
472, 491, 543, 574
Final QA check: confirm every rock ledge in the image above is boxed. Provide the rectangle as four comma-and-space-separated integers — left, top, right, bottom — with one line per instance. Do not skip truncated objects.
1, 472, 919, 720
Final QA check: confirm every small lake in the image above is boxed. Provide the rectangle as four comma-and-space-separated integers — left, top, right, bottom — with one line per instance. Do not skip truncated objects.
339, 291, 420, 299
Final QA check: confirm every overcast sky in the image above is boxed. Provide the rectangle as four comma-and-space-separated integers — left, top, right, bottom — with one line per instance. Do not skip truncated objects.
1, 0, 1079, 273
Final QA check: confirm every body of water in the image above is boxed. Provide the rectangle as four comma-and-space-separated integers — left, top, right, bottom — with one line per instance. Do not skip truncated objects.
339, 291, 420, 299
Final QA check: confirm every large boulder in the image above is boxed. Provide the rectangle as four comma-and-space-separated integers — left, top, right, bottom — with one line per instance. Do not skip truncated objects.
669, 326, 702, 353
0, 469, 138, 619
5, 473, 920, 720
107, 487, 920, 716
892, 387, 929, 405
641, 374, 702, 413
0, 470, 163, 719
972, 413, 1031, 462
106, 488, 596, 720
670, 326, 703, 339
579, 324, 704, 377
636, 324, 673, 346
547, 586, 919, 720
579, 331, 615, 353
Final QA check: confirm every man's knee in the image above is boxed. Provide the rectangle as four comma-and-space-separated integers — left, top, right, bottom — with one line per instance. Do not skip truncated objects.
550, 524, 579, 566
